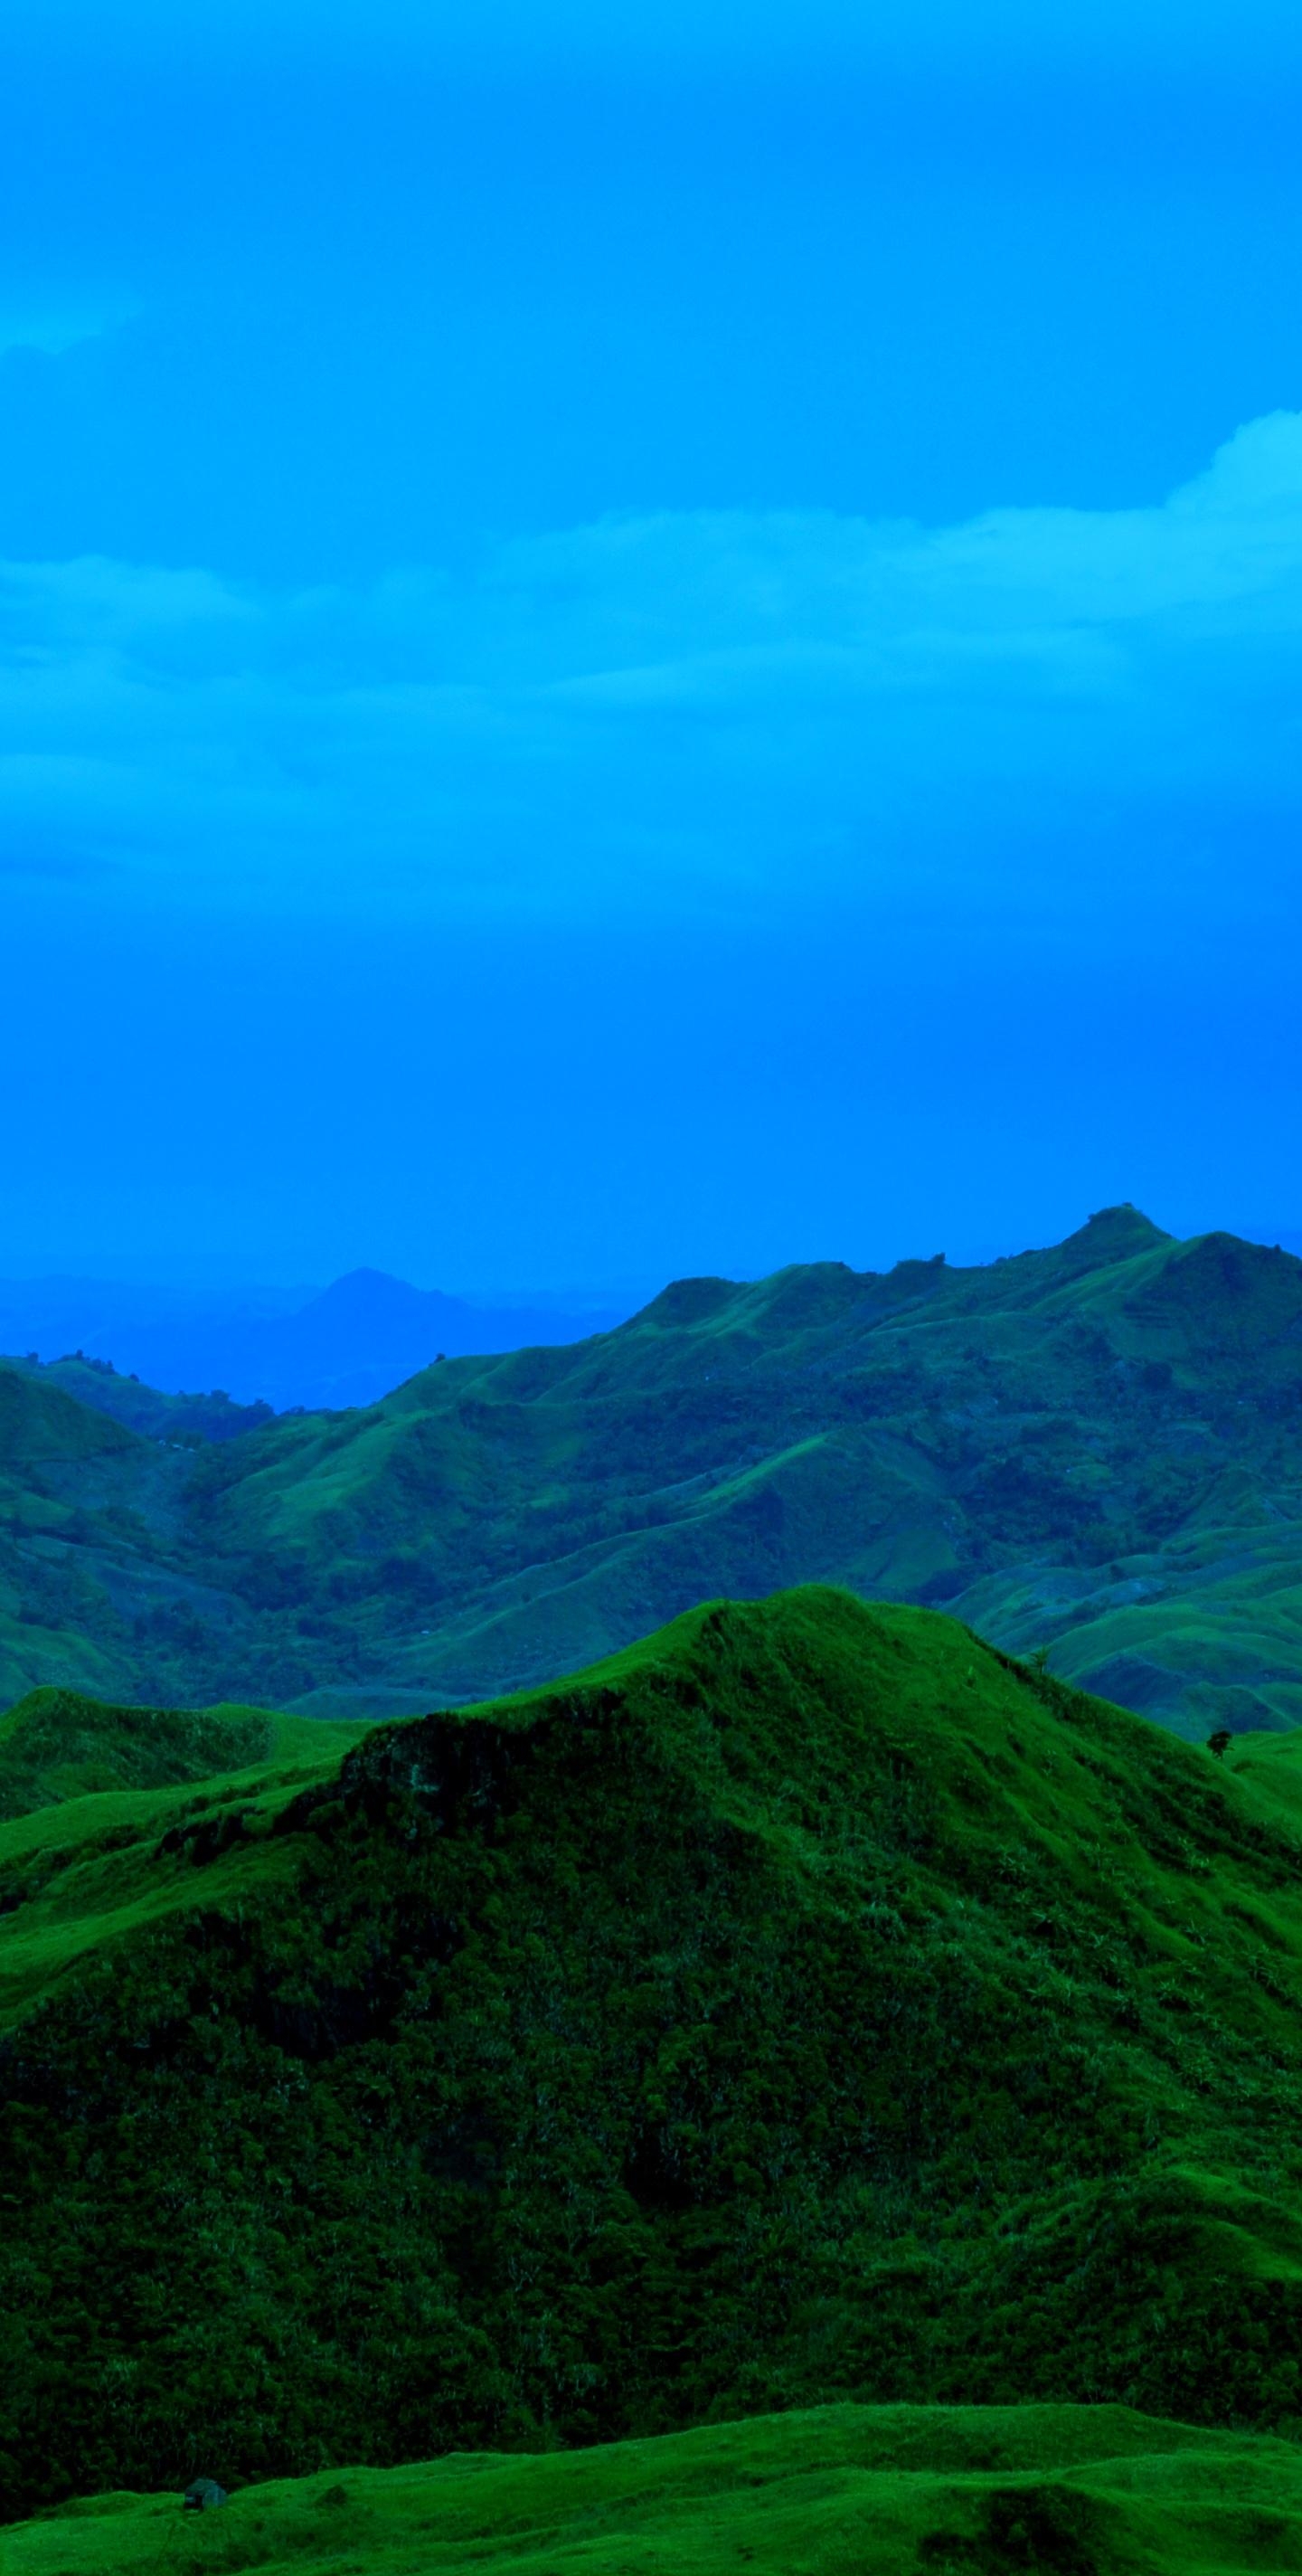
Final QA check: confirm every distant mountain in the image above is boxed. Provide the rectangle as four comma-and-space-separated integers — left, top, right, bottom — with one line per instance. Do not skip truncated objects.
0, 1267, 635, 1412
1, 1205, 1299, 1738
225, 1268, 632, 1410
6, 1588, 1302, 2509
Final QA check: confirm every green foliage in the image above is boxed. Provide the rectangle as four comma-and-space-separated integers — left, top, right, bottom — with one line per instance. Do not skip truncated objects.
6, 1588, 1302, 2515
6, 2402, 1302, 2576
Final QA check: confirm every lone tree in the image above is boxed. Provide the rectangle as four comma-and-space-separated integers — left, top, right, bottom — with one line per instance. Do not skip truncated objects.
1206, 1729, 1232, 1759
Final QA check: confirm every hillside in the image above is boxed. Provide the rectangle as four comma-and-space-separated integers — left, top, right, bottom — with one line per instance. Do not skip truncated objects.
9, 2404, 1302, 2575
0, 1687, 368, 1822
0, 1364, 250, 1705
4, 1354, 276, 1444
6, 1588, 1302, 2513
3, 1208, 1301, 1733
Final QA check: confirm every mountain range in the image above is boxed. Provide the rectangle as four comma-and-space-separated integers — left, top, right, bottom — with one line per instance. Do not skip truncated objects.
2, 1204, 1300, 1738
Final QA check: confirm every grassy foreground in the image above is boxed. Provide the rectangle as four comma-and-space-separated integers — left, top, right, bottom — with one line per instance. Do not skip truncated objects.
7, 2406, 1302, 2576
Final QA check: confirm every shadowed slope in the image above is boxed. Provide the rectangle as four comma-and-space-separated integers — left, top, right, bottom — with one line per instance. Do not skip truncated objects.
5, 1588, 1302, 2512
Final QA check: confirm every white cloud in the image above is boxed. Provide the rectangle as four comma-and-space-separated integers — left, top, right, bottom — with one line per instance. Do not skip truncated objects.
2, 412, 1300, 922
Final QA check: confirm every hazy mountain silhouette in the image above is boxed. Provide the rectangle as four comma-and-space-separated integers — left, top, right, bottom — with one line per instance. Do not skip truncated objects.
0, 1268, 634, 1412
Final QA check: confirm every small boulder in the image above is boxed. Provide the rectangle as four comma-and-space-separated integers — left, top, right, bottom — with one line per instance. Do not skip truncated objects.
184, 2478, 228, 2511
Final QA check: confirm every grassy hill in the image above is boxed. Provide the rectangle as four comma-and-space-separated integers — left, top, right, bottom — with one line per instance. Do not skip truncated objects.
4, 1352, 275, 1444
9, 2403, 1302, 2575
0, 1687, 369, 1822
6, 1587, 1302, 2515
3, 1207, 1301, 1733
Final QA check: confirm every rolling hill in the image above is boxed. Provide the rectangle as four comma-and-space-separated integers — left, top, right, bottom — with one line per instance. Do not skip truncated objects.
9, 2403, 1302, 2575
5, 1587, 1302, 2515
0, 1686, 370, 1823
2, 1206, 1300, 1734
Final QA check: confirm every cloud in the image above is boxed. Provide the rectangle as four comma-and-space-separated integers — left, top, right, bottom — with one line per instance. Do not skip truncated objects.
0, 299, 141, 361
2, 412, 1301, 927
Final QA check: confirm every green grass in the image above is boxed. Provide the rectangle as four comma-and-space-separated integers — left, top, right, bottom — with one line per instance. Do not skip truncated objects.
0, 1686, 369, 1822
8, 2404, 1302, 2576
8, 1587, 1302, 2514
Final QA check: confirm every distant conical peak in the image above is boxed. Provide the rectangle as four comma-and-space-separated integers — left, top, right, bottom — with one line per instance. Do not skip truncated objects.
305, 1270, 464, 1320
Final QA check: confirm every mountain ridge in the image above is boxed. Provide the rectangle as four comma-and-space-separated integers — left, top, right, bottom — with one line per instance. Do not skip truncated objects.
2, 1208, 1299, 1737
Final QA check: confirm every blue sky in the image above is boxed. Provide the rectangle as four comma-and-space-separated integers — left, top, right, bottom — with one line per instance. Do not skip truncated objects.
3, 1, 1300, 1289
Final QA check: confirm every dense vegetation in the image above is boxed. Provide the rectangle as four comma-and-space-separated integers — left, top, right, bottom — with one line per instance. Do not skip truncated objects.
5, 1587, 1302, 2518
2, 1208, 1300, 1735
9, 2402, 1302, 2574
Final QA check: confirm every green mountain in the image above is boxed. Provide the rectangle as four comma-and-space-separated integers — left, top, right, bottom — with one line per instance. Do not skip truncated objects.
4, 1208, 1301, 1735
9, 2403, 1302, 2576
4, 1351, 275, 1444
5, 1586, 1302, 2516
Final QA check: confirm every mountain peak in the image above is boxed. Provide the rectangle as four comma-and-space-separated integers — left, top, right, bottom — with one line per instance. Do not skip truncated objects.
300, 1270, 466, 1324
1057, 1204, 1173, 1267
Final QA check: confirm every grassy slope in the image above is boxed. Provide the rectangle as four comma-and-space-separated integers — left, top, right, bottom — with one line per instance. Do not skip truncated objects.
0, 1366, 253, 1708
3, 1208, 1301, 1733
8, 2405, 1302, 2576
0, 1688, 369, 1821
7, 1588, 1302, 2514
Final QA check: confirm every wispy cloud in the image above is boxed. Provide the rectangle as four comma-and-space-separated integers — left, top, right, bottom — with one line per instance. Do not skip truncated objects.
3, 412, 1301, 924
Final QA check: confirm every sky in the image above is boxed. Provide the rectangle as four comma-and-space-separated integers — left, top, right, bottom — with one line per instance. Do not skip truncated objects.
3, 0, 1300, 1290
